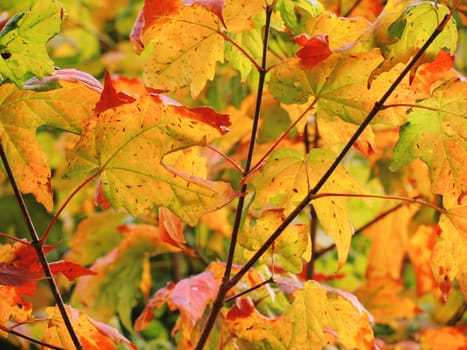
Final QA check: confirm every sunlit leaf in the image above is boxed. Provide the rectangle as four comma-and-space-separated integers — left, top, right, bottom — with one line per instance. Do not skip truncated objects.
419, 326, 467, 350
0, 69, 101, 210
391, 78, 467, 199
0, 0, 63, 88
372, 1, 458, 79
65, 79, 238, 225
225, 281, 375, 349
408, 225, 439, 297
43, 305, 136, 350
238, 209, 309, 273
249, 148, 366, 267
354, 278, 417, 327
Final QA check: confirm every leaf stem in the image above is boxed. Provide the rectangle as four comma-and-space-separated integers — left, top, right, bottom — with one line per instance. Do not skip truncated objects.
224, 277, 274, 304
0, 142, 83, 350
218, 31, 262, 72
225, 11, 452, 291
194, 4, 275, 349
206, 144, 244, 174
311, 192, 446, 214
247, 99, 316, 177
0, 324, 66, 350
41, 170, 102, 245
446, 302, 467, 326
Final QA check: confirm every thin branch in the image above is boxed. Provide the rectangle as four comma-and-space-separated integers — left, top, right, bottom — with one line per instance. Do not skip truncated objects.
0, 232, 32, 244
0, 324, 66, 350
247, 99, 316, 178
446, 302, 467, 326
194, 4, 275, 349
314, 197, 420, 259
224, 277, 274, 303
0, 142, 83, 350
311, 192, 447, 214
41, 170, 102, 245
218, 31, 262, 72
225, 12, 453, 291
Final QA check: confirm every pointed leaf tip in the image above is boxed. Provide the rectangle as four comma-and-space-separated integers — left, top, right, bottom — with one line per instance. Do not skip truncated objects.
292, 34, 332, 69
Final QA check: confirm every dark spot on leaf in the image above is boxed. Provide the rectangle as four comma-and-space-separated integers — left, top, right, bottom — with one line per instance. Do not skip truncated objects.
1, 52, 11, 59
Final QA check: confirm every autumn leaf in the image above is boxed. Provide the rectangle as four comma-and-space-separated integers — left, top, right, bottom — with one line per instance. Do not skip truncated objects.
0, 283, 35, 336
269, 49, 384, 124
65, 211, 127, 266
43, 305, 136, 350
419, 326, 467, 350
225, 281, 375, 349
371, 1, 458, 80
291, 34, 332, 69
135, 270, 219, 342
0, 69, 101, 210
65, 78, 238, 225
431, 213, 467, 302
363, 204, 415, 280
237, 209, 310, 273
249, 148, 366, 267
391, 78, 467, 199
0, 0, 63, 88
72, 223, 182, 329
131, 0, 262, 96
408, 225, 439, 297
354, 278, 417, 327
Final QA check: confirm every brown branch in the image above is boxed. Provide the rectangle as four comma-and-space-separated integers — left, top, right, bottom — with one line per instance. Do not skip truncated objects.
446, 302, 467, 326
0, 142, 83, 350
0, 324, 66, 350
224, 277, 274, 304
225, 11, 453, 292
194, 4, 275, 349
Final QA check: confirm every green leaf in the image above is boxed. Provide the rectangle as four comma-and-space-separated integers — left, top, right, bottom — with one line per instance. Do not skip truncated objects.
391, 78, 467, 197
0, 0, 64, 88
72, 224, 181, 330
374, 1, 458, 77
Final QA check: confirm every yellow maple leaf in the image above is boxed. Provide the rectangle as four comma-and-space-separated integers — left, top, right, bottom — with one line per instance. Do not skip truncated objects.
43, 305, 136, 350
0, 69, 101, 211
249, 148, 366, 268
65, 92, 238, 225
238, 209, 310, 273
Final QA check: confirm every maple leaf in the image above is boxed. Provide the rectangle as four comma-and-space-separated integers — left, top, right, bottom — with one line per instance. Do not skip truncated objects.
43, 305, 136, 350
0, 283, 35, 336
408, 225, 439, 297
249, 148, 366, 267
130, 0, 262, 96
292, 33, 333, 69
135, 270, 219, 343
431, 212, 467, 302
391, 78, 467, 199
363, 204, 415, 280
0, 69, 101, 210
419, 326, 467, 350
354, 278, 417, 327
275, 0, 323, 35
65, 211, 127, 266
72, 223, 182, 329
0, 0, 64, 88
269, 49, 384, 124
371, 1, 458, 80
225, 281, 375, 349
65, 81, 238, 225
238, 209, 310, 273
